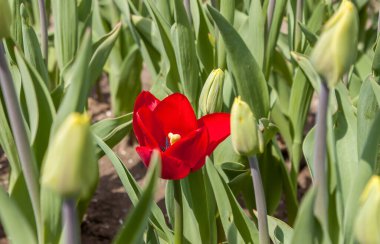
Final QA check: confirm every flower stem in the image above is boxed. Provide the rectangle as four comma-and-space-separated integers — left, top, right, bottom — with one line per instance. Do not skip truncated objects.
63, 198, 80, 244
183, 0, 192, 24
37, 0, 48, 63
173, 180, 183, 244
0, 42, 42, 242
249, 156, 270, 244
313, 81, 329, 227
294, 0, 303, 51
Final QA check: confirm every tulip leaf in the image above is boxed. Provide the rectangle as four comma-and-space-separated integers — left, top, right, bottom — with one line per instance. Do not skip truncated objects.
171, 0, 200, 107
89, 23, 121, 86
14, 48, 55, 165
263, 0, 286, 76
205, 158, 259, 243
94, 136, 173, 242
21, 12, 49, 87
246, 0, 265, 68
109, 45, 142, 115
253, 211, 294, 244
333, 83, 359, 203
143, 0, 181, 91
52, 29, 92, 135
292, 188, 323, 243
208, 5, 269, 119
0, 92, 22, 190
91, 112, 133, 158
373, 35, 380, 76
343, 78, 380, 242
181, 170, 217, 243
0, 187, 37, 244
51, 0, 78, 69
113, 0, 160, 79
114, 150, 161, 244
190, 0, 214, 73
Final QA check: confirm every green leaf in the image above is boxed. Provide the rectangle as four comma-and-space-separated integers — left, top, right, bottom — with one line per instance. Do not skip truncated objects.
21, 8, 49, 87
217, 0, 235, 69
333, 83, 358, 203
206, 158, 259, 243
246, 0, 265, 68
208, 5, 269, 119
51, 0, 78, 69
190, 0, 214, 73
15, 48, 55, 165
114, 150, 161, 244
253, 212, 293, 244
109, 45, 142, 115
291, 188, 322, 243
171, 0, 200, 107
143, 0, 181, 91
52, 29, 92, 135
373, 36, 380, 76
89, 23, 121, 86
0, 91, 22, 190
94, 136, 173, 242
91, 112, 133, 158
0, 188, 37, 244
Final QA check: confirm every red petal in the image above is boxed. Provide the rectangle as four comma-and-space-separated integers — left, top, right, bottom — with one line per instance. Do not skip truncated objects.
198, 113, 230, 155
135, 106, 165, 148
133, 91, 160, 146
136, 146, 191, 180
191, 158, 206, 172
165, 128, 209, 168
154, 93, 197, 137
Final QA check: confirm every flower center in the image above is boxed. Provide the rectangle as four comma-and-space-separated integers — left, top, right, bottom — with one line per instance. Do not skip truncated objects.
168, 132, 181, 145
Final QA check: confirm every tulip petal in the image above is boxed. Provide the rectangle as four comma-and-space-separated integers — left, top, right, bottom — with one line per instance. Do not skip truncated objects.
133, 91, 160, 146
135, 107, 166, 148
165, 128, 209, 169
198, 113, 230, 154
136, 146, 191, 180
154, 93, 197, 136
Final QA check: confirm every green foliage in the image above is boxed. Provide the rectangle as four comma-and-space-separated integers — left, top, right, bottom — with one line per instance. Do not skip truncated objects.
0, 0, 379, 243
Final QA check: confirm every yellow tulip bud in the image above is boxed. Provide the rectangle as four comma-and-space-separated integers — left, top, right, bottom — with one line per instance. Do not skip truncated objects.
0, 0, 12, 39
231, 97, 262, 156
199, 69, 224, 114
355, 176, 380, 244
41, 113, 98, 197
310, 0, 358, 87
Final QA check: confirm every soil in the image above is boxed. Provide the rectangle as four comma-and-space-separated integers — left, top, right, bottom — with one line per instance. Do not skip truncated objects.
0, 76, 313, 244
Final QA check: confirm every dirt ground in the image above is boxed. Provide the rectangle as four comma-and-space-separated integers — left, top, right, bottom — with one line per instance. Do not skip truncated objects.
0, 78, 312, 244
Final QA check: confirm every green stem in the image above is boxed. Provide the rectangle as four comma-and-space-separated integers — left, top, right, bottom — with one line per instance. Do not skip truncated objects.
63, 198, 80, 244
249, 156, 270, 244
173, 180, 183, 244
0, 42, 42, 242
313, 81, 329, 227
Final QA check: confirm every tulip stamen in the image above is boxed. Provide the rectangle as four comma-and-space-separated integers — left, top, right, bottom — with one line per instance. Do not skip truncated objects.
168, 132, 181, 145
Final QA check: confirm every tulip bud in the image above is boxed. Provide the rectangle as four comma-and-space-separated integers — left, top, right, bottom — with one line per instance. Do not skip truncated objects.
199, 69, 224, 114
0, 0, 12, 39
355, 176, 380, 244
310, 0, 358, 87
231, 97, 263, 156
41, 113, 98, 198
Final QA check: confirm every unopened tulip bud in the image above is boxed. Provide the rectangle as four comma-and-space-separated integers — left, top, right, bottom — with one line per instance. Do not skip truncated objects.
310, 0, 358, 87
231, 97, 262, 156
0, 0, 12, 39
41, 113, 98, 197
355, 176, 380, 244
199, 69, 224, 114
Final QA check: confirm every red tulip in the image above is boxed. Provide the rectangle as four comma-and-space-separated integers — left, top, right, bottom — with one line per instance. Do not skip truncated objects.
133, 91, 230, 180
